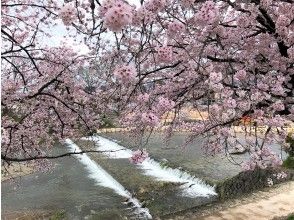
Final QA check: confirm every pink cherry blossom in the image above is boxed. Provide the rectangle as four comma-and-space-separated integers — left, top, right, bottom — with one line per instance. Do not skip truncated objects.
180, 0, 194, 8
144, 0, 166, 13
209, 72, 222, 83
114, 65, 137, 83
129, 149, 149, 164
276, 15, 291, 28
167, 21, 185, 37
155, 96, 175, 113
102, 0, 133, 32
59, 3, 76, 26
271, 101, 285, 112
235, 70, 247, 81
156, 46, 173, 63
141, 112, 160, 127
2, 0, 294, 173
224, 98, 237, 109
195, 1, 219, 25
273, 171, 287, 180
137, 93, 150, 103
238, 101, 251, 111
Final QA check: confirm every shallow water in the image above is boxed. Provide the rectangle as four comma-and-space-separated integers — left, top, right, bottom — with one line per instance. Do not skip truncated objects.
65, 139, 152, 219
1, 137, 217, 219
76, 137, 217, 216
1, 144, 132, 220
103, 132, 287, 183
82, 136, 216, 198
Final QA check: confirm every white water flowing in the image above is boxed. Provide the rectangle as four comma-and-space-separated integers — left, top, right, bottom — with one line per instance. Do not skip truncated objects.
81, 136, 217, 198
65, 139, 152, 219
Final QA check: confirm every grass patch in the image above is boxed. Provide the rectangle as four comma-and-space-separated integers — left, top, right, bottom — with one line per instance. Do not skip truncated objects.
283, 156, 294, 169
49, 211, 66, 220
288, 214, 294, 220
100, 116, 115, 128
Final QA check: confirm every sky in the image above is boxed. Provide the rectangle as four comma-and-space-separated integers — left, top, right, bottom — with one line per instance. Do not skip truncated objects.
45, 0, 141, 55
42, 19, 90, 55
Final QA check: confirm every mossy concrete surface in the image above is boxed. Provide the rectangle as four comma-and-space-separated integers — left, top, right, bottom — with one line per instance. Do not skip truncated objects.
216, 168, 294, 200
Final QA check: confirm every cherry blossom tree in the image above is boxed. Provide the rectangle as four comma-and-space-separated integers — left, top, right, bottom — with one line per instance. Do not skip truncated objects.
1, 0, 108, 169
2, 0, 294, 171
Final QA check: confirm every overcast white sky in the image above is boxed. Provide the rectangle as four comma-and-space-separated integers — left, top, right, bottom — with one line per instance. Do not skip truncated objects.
44, 0, 141, 55
44, 0, 140, 55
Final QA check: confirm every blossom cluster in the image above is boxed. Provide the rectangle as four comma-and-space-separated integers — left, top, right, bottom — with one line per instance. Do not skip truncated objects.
101, 0, 133, 32
129, 149, 149, 164
180, 0, 194, 8
275, 14, 291, 37
137, 93, 150, 103
267, 171, 287, 187
132, 7, 156, 26
271, 101, 285, 112
59, 3, 76, 26
167, 21, 185, 37
114, 65, 137, 83
235, 69, 247, 81
144, 0, 166, 13
273, 171, 287, 180
209, 71, 222, 83
267, 178, 274, 186
141, 112, 160, 126
195, 1, 219, 24
155, 97, 175, 113
237, 15, 251, 28
156, 46, 173, 63
242, 146, 283, 171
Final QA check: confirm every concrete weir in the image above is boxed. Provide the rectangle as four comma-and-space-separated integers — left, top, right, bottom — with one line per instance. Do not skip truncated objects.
81, 136, 217, 198
65, 139, 152, 219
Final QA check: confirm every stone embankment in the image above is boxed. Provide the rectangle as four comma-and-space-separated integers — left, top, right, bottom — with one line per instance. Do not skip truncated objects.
166, 181, 294, 220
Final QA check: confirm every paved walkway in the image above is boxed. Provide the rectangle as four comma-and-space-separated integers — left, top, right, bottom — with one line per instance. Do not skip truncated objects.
170, 181, 294, 220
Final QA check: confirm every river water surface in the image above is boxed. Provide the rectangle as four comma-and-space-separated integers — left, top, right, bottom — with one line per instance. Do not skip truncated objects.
2, 144, 133, 219
1, 133, 286, 219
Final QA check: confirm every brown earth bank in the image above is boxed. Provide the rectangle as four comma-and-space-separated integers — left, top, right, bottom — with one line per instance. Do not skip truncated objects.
1, 162, 35, 182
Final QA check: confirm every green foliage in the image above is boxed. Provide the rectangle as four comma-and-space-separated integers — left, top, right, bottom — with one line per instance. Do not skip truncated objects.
287, 214, 294, 220
283, 156, 294, 169
159, 160, 169, 169
286, 133, 294, 157
49, 211, 66, 220
100, 115, 115, 128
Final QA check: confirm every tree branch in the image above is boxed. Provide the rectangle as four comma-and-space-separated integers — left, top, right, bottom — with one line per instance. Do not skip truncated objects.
1, 149, 125, 162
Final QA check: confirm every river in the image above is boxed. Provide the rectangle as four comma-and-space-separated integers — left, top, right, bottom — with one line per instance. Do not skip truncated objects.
1, 132, 286, 219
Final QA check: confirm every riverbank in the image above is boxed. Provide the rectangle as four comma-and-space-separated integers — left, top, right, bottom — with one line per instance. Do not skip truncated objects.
163, 181, 294, 220
2, 210, 65, 220
1, 163, 34, 182
96, 125, 294, 134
